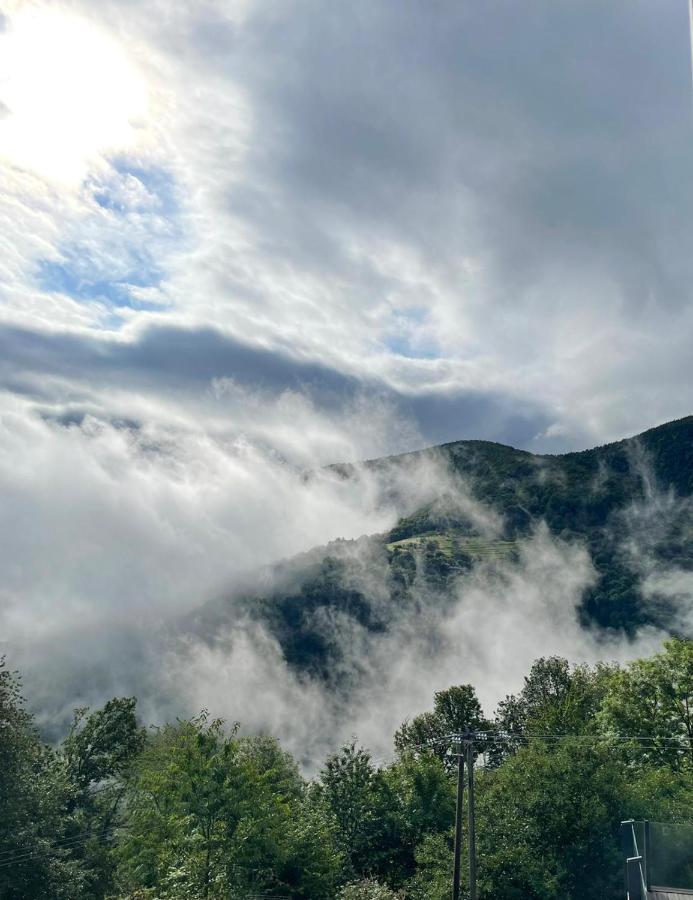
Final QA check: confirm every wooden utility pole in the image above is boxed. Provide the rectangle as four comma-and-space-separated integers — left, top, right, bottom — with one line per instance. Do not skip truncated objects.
452, 738, 465, 900
467, 738, 477, 900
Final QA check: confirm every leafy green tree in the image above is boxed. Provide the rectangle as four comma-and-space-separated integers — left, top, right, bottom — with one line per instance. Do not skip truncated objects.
475, 740, 641, 900
491, 657, 612, 762
235, 733, 304, 801
116, 714, 338, 899
405, 734, 651, 900
394, 685, 489, 769
0, 660, 87, 900
58, 698, 147, 897
274, 794, 343, 899
315, 741, 455, 889
374, 752, 455, 887
406, 831, 455, 900
314, 742, 382, 881
63, 697, 146, 796
598, 638, 693, 768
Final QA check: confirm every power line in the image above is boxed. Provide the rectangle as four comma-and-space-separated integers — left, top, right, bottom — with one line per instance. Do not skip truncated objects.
55, 729, 693, 807
0, 827, 288, 873
1, 728, 688, 871
0, 825, 129, 868
408, 730, 693, 749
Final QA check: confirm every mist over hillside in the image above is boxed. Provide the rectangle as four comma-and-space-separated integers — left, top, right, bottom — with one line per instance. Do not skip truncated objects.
11, 416, 689, 768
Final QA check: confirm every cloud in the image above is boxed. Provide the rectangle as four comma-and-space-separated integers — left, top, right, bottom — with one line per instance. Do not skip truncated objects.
0, 321, 553, 454
0, 392, 398, 647
614, 440, 693, 633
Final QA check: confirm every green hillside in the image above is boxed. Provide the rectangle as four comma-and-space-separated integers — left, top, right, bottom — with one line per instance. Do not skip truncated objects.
210, 417, 693, 678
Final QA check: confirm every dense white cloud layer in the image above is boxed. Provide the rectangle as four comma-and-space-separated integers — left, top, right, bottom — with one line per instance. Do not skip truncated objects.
0, 389, 416, 644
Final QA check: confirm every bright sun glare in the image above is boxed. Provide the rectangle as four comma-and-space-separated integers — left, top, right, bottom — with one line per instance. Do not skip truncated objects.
0, 7, 147, 184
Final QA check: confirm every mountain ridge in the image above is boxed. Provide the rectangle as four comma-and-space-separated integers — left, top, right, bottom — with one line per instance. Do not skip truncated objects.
197, 416, 693, 681
337, 414, 693, 467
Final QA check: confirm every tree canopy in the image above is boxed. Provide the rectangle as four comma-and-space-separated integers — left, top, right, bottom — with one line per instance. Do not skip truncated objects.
2, 640, 693, 899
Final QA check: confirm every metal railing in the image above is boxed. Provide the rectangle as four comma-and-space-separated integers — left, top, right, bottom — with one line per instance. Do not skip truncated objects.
622, 820, 649, 899
621, 819, 693, 898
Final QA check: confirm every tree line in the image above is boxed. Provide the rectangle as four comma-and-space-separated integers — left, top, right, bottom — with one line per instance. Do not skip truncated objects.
2, 639, 693, 899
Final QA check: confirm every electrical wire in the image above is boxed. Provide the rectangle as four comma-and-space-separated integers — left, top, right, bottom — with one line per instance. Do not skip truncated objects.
0, 825, 129, 868
0, 729, 689, 869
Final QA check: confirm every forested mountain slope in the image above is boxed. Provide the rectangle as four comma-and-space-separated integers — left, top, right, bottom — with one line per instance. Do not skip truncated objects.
198, 416, 693, 679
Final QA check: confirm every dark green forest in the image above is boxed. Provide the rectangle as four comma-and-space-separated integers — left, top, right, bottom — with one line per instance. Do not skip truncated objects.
2, 639, 693, 900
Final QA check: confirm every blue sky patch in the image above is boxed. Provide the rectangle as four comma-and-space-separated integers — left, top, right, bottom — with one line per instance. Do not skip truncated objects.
36, 159, 181, 316
383, 335, 439, 359
91, 159, 179, 218
37, 254, 163, 310
383, 307, 439, 359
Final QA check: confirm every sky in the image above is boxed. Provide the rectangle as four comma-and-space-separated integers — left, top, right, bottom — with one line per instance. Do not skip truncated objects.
1, 0, 692, 744
1, 0, 692, 458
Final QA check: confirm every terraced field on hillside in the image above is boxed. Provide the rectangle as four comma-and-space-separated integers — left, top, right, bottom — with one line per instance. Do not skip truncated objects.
387, 529, 517, 560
